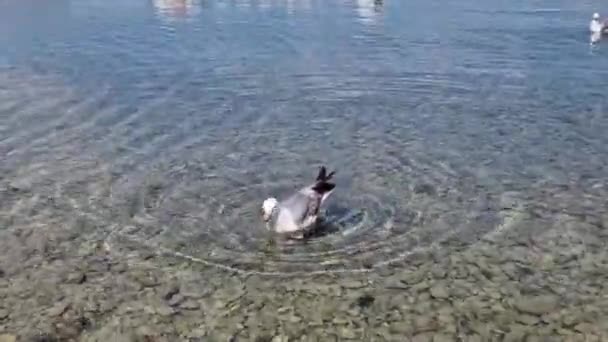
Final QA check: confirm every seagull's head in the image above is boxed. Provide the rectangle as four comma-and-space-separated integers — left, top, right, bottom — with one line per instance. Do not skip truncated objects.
261, 197, 279, 222
593, 12, 600, 20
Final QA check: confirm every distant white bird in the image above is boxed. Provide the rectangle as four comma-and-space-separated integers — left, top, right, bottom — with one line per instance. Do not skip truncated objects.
261, 166, 336, 238
590, 12, 606, 34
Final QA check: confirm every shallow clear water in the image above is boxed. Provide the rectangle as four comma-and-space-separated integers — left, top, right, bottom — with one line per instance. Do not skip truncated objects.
1, 0, 608, 339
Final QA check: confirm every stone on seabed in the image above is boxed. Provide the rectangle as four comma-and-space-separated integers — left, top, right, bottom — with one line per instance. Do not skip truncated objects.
514, 295, 559, 315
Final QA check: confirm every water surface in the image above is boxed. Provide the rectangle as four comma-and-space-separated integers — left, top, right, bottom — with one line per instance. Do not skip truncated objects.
1, 0, 607, 339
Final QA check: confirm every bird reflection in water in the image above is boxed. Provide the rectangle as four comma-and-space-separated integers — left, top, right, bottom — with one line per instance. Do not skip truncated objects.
356, 0, 385, 24
374, 0, 383, 13
590, 31, 601, 45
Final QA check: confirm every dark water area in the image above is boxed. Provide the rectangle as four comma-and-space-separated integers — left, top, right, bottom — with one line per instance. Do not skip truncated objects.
1, 0, 607, 340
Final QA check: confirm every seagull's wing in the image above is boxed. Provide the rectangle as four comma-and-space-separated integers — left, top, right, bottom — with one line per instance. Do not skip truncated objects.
272, 166, 337, 233
281, 188, 322, 226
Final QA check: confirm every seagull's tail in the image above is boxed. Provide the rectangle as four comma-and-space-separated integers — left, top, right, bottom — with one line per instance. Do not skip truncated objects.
313, 166, 336, 195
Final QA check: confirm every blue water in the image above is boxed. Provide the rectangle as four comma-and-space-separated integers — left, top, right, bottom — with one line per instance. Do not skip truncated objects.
3, 1, 608, 341
1, 0, 607, 273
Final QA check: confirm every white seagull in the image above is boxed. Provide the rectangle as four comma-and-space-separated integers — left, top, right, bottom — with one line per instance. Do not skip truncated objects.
590, 12, 607, 34
260, 166, 337, 238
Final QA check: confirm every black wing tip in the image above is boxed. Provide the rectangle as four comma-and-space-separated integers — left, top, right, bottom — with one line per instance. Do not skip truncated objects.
313, 165, 336, 194
316, 165, 336, 182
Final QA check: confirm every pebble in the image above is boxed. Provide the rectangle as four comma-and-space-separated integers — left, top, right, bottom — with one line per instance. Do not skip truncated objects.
430, 266, 446, 279
432, 333, 453, 342
514, 295, 559, 315
0, 310, 8, 320
500, 191, 520, 210
412, 281, 431, 292
136, 326, 158, 338
562, 313, 582, 326
180, 299, 200, 310
162, 283, 180, 300
48, 302, 70, 317
503, 327, 526, 342
341, 280, 366, 289
538, 255, 555, 270
339, 327, 357, 339
517, 314, 540, 325
488, 289, 502, 300
0, 268, 5, 277
437, 313, 456, 329
469, 322, 492, 339
388, 322, 411, 334
465, 335, 483, 342
111, 262, 127, 273
288, 315, 302, 323
402, 270, 426, 285
188, 327, 207, 338
66, 272, 87, 284
413, 183, 436, 195
0, 334, 16, 342
574, 323, 595, 333
412, 333, 433, 342
167, 294, 184, 307
156, 305, 176, 317
8, 179, 31, 192
271, 335, 289, 342
332, 317, 349, 325
133, 271, 159, 288
384, 279, 409, 290
356, 294, 375, 308
414, 316, 437, 333
430, 285, 449, 299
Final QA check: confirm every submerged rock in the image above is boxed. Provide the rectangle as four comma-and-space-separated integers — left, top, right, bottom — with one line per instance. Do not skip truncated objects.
0, 334, 16, 342
401, 269, 427, 285
411, 332, 433, 342
514, 295, 559, 315
167, 294, 184, 307
8, 179, 31, 192
339, 327, 358, 339
132, 271, 159, 288
48, 301, 70, 317
432, 334, 454, 342
162, 283, 180, 299
341, 280, 367, 289
179, 299, 200, 311
574, 323, 596, 334
156, 305, 176, 317
65, 272, 87, 284
414, 316, 438, 333
516, 314, 540, 326
356, 294, 375, 308
430, 285, 449, 299
271, 335, 289, 342
465, 335, 483, 342
503, 324, 528, 342
413, 183, 436, 196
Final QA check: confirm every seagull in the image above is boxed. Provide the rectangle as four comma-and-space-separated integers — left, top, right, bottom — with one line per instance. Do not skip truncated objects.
590, 12, 607, 34
260, 166, 337, 238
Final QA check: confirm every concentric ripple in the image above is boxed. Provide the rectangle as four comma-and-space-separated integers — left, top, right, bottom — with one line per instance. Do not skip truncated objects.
104, 144, 501, 275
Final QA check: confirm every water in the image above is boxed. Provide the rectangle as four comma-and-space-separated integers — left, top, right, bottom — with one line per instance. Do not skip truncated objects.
1, 0, 608, 340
